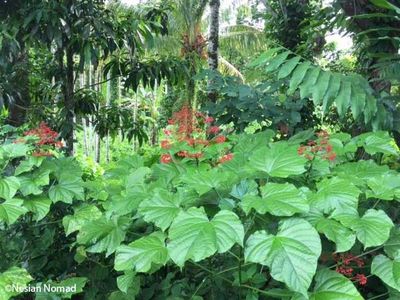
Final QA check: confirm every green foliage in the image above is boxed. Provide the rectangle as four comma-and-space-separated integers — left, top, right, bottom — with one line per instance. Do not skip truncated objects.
1, 125, 400, 299
251, 48, 392, 130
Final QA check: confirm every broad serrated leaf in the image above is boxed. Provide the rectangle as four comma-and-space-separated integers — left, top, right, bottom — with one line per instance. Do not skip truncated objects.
366, 173, 400, 200
310, 177, 360, 215
242, 183, 309, 216
15, 156, 44, 176
1, 144, 30, 159
167, 208, 244, 267
357, 131, 398, 155
245, 218, 321, 296
77, 216, 130, 257
385, 228, 400, 259
115, 232, 168, 272
309, 269, 363, 299
49, 175, 84, 203
372, 255, 400, 292
63, 204, 102, 236
0, 177, 20, 200
230, 180, 258, 200
182, 168, 226, 195
350, 209, 394, 248
306, 210, 356, 252
116, 271, 140, 297
138, 189, 182, 231
278, 56, 301, 79
336, 209, 394, 248
18, 168, 50, 196
0, 198, 27, 224
0, 267, 32, 300
250, 143, 306, 178
23, 196, 51, 221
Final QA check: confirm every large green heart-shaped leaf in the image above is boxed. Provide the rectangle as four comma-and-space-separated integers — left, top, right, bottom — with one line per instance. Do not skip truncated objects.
308, 269, 363, 299
336, 209, 394, 248
182, 168, 226, 195
241, 183, 309, 216
356, 131, 398, 155
116, 271, 140, 297
310, 177, 360, 216
115, 232, 168, 272
0, 198, 27, 224
63, 204, 102, 236
15, 156, 45, 176
372, 255, 400, 292
334, 160, 389, 186
23, 196, 52, 221
306, 210, 356, 252
366, 173, 400, 201
49, 175, 84, 204
138, 189, 182, 231
0, 267, 32, 300
77, 216, 130, 257
385, 228, 400, 259
0, 177, 20, 200
18, 168, 50, 196
250, 143, 306, 178
244, 218, 321, 296
167, 208, 244, 267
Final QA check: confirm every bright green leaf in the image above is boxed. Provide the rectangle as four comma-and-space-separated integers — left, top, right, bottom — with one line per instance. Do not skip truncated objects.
115, 232, 168, 272
245, 218, 321, 296
168, 208, 244, 267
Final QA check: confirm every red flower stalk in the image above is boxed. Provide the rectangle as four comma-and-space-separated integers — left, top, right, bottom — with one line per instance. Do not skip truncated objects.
353, 274, 367, 286
219, 153, 233, 164
160, 154, 172, 164
214, 135, 226, 144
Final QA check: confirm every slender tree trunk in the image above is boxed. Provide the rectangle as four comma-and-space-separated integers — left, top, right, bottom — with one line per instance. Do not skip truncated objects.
207, 0, 220, 103
7, 43, 29, 127
65, 46, 75, 155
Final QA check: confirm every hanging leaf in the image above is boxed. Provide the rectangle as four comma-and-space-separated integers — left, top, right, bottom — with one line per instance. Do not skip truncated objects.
288, 62, 312, 94
278, 56, 301, 79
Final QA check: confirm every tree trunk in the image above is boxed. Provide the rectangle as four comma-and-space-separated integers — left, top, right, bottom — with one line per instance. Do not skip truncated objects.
208, 0, 220, 71
207, 0, 220, 103
64, 46, 75, 155
7, 44, 29, 127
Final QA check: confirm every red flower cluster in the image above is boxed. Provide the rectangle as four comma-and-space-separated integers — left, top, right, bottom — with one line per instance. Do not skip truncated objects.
14, 122, 63, 157
333, 253, 367, 286
297, 130, 336, 161
160, 106, 232, 164
24, 122, 62, 148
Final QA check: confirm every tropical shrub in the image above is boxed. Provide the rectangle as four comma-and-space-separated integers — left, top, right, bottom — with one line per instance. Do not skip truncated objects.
1, 120, 400, 299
